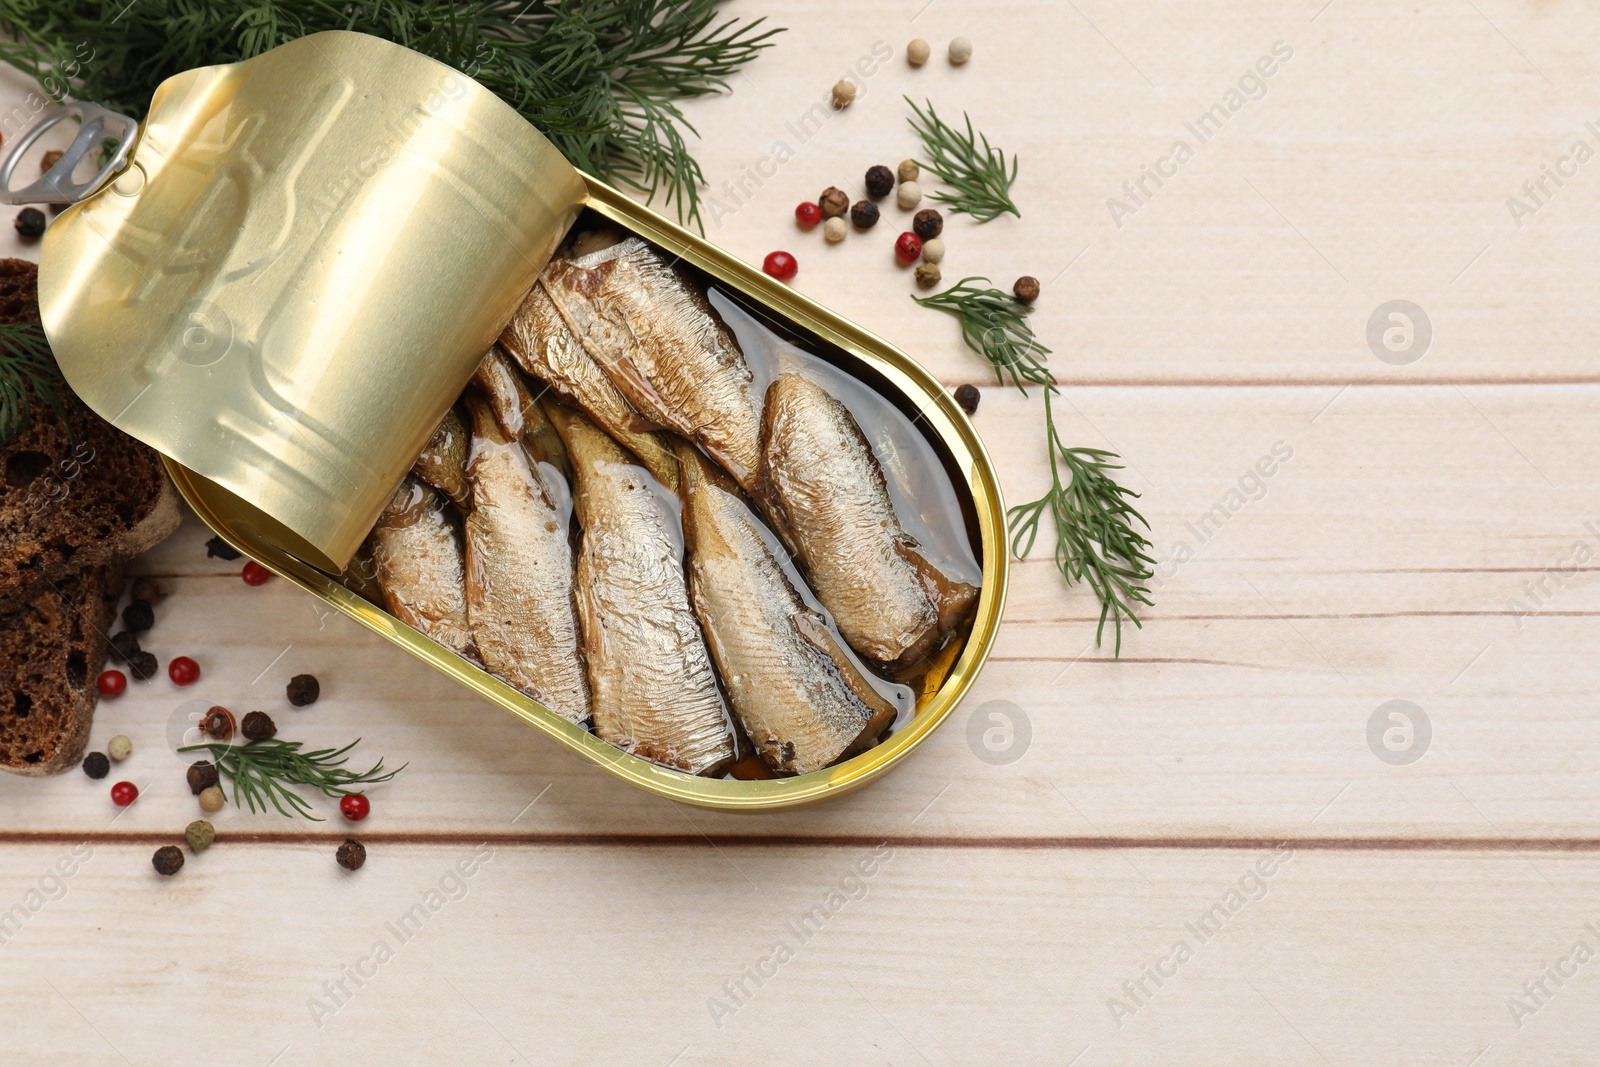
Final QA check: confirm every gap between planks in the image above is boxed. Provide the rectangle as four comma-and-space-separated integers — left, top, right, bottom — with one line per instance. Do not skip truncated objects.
5, 831, 1600, 851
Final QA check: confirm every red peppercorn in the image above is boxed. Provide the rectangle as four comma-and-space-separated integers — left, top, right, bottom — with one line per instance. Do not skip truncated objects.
762, 251, 798, 282
794, 202, 821, 230
97, 670, 127, 697
340, 793, 371, 821
110, 781, 138, 806
241, 561, 272, 586
894, 232, 922, 266
169, 656, 201, 686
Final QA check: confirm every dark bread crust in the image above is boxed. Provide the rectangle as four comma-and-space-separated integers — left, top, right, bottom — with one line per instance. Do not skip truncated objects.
0, 561, 123, 775
0, 258, 179, 612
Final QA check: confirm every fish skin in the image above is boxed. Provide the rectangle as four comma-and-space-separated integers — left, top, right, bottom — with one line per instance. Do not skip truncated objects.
679, 445, 895, 774
368, 476, 475, 659
542, 238, 763, 491
411, 405, 470, 511
760, 373, 979, 672
500, 281, 680, 491
471, 347, 539, 441
462, 392, 591, 724
553, 407, 734, 776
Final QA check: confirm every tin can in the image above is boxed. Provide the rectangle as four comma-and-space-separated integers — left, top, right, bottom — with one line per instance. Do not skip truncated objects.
23, 31, 1007, 809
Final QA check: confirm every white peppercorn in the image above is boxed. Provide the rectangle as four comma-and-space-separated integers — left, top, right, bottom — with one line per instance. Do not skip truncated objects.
896, 180, 923, 210
907, 39, 930, 67
823, 216, 847, 243
107, 734, 132, 761
921, 238, 945, 264
948, 37, 973, 65
831, 79, 857, 109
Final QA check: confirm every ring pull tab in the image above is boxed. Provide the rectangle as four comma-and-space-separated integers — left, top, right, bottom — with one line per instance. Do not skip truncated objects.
0, 103, 139, 207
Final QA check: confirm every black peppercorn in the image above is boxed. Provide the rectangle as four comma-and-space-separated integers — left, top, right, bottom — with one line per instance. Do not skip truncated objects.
108, 631, 140, 664
128, 650, 158, 681
152, 845, 184, 876
1013, 275, 1041, 304
14, 208, 45, 239
818, 187, 850, 218
121, 600, 155, 633
336, 838, 367, 871
240, 710, 277, 741
864, 164, 895, 199
186, 759, 218, 795
204, 536, 242, 561
286, 673, 320, 707
912, 208, 943, 241
954, 383, 981, 415
81, 751, 109, 779
850, 200, 880, 230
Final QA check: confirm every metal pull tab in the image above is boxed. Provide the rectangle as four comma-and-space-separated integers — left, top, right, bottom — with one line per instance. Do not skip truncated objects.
0, 103, 139, 206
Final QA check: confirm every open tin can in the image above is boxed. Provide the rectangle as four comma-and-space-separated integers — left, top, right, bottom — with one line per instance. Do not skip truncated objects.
22, 31, 1007, 810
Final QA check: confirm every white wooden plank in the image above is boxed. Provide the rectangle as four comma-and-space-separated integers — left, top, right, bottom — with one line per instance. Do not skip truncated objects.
3, 843, 1595, 1065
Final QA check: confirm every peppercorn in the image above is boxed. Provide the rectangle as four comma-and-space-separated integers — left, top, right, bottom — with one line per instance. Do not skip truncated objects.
187, 759, 218, 795
110, 781, 138, 806
40, 149, 62, 173
340, 793, 371, 822
1014, 275, 1041, 304
831, 79, 856, 110
241, 561, 272, 586
898, 159, 920, 184
81, 752, 109, 779
819, 187, 849, 218
169, 655, 201, 686
949, 36, 973, 65
287, 673, 320, 707
200, 706, 235, 741
906, 38, 931, 67
197, 786, 225, 813
823, 216, 848, 243
241, 710, 276, 741
128, 651, 158, 681
914, 262, 943, 290
131, 577, 167, 604
204, 536, 241, 561
921, 238, 946, 264
152, 846, 184, 876
121, 599, 154, 633
794, 201, 821, 230
762, 250, 798, 282
894, 231, 923, 266
954, 383, 981, 415
108, 631, 140, 664
864, 165, 895, 200
896, 180, 923, 210
185, 820, 215, 853
14, 208, 45, 239
336, 838, 367, 871
912, 208, 943, 241
97, 670, 126, 697
107, 734, 132, 762
850, 200, 880, 230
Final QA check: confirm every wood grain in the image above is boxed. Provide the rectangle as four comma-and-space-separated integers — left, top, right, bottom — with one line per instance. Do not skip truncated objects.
2, 1, 1598, 1063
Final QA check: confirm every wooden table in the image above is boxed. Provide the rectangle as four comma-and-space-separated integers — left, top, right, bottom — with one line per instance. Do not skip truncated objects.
5, 3, 1598, 1063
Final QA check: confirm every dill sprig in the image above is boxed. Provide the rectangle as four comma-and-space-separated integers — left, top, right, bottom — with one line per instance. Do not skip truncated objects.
0, 321, 65, 446
913, 280, 1152, 652
0, 0, 781, 232
1007, 388, 1155, 655
905, 97, 1020, 222
912, 278, 1051, 392
178, 737, 403, 821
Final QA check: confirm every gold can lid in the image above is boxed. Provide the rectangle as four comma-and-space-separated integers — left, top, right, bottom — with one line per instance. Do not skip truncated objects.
38, 31, 586, 571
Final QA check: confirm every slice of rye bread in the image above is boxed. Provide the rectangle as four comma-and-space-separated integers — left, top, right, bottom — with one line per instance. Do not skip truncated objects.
0, 561, 124, 775
0, 258, 179, 612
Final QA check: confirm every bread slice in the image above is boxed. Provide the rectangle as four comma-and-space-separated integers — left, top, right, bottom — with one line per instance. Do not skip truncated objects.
0, 562, 123, 775
0, 258, 180, 612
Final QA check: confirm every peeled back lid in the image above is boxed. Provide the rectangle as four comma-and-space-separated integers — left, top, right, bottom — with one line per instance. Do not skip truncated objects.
37, 31, 587, 572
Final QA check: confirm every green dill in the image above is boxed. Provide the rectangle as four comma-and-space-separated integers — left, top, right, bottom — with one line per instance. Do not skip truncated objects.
0, 0, 781, 232
905, 97, 1020, 222
913, 277, 1051, 392
178, 737, 403, 820
0, 321, 65, 446
1006, 388, 1155, 655
913, 281, 1152, 652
